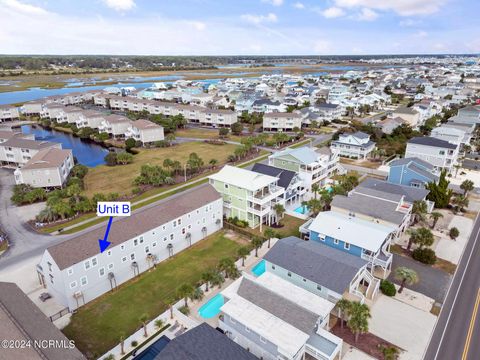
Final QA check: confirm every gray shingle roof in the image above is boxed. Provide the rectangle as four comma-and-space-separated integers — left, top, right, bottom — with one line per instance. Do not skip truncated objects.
359, 178, 430, 202
0, 282, 86, 360
251, 163, 296, 190
47, 184, 221, 270
156, 323, 257, 360
390, 157, 435, 170
263, 236, 367, 295
237, 277, 318, 334
408, 136, 457, 149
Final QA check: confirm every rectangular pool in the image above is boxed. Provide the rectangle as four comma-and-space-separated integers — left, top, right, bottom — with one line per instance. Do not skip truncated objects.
294, 205, 309, 215
198, 293, 225, 319
133, 335, 170, 360
252, 259, 266, 277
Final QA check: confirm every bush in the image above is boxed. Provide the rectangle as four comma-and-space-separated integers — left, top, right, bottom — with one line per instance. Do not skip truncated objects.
71, 164, 88, 179
131, 340, 138, 347
104, 152, 118, 166
125, 137, 136, 150
380, 280, 396, 297
178, 305, 190, 316
219, 127, 229, 137
412, 248, 437, 265
449, 227, 459, 240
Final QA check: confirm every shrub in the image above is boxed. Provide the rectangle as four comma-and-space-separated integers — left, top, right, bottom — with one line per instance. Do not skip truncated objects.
131, 340, 138, 347
449, 227, 459, 240
71, 164, 88, 179
104, 152, 118, 166
125, 137, 136, 150
219, 127, 229, 137
179, 305, 190, 316
380, 280, 396, 297
412, 248, 437, 265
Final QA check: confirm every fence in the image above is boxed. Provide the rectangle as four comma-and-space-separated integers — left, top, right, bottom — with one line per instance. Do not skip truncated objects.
49, 307, 70, 322
223, 222, 267, 241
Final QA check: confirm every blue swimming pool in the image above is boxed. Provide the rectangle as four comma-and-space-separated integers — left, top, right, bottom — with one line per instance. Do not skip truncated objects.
252, 259, 266, 276
294, 205, 310, 214
132, 335, 170, 360
198, 294, 224, 319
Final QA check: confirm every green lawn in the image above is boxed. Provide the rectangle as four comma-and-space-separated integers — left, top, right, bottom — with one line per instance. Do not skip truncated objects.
63, 231, 242, 359
241, 215, 305, 239
83, 141, 236, 197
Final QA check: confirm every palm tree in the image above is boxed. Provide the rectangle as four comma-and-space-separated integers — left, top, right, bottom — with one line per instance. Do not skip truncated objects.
273, 203, 285, 225
311, 183, 320, 200
139, 313, 149, 337
347, 302, 371, 343
407, 227, 434, 250
201, 271, 214, 292
252, 236, 264, 257
209, 158, 218, 169
429, 211, 443, 229
177, 283, 194, 307
154, 319, 164, 330
218, 258, 236, 279
452, 195, 469, 213
394, 267, 419, 293
237, 246, 250, 267
119, 332, 126, 355
460, 179, 474, 196
210, 271, 225, 289
264, 228, 275, 248
336, 298, 351, 330
412, 200, 427, 225
453, 164, 462, 178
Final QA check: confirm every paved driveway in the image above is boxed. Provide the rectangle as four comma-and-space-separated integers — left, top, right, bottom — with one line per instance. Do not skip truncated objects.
389, 254, 452, 303
0, 169, 67, 270
370, 295, 437, 360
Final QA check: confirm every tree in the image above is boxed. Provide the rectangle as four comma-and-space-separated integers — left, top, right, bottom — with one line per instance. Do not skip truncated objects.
407, 227, 434, 250
311, 183, 320, 200
231, 122, 243, 136
264, 228, 275, 248
139, 313, 149, 337
460, 179, 474, 196
252, 236, 264, 257
218, 257, 236, 279
347, 302, 371, 343
429, 211, 443, 229
336, 298, 351, 329
209, 158, 218, 169
412, 200, 427, 224
394, 267, 419, 293
237, 246, 250, 267
117, 152, 134, 165
426, 170, 453, 208
273, 203, 285, 225
452, 194, 469, 213
177, 283, 194, 307
219, 127, 229, 138
119, 332, 126, 355
71, 164, 88, 179
125, 137, 136, 150
201, 270, 214, 292
104, 152, 118, 166
154, 318, 165, 330
449, 227, 459, 240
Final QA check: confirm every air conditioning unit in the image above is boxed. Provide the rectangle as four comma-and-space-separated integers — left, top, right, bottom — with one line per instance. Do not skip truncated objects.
73, 291, 82, 298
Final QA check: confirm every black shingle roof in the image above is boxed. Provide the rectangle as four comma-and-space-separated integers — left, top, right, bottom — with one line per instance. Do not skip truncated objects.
156, 323, 257, 360
264, 237, 367, 294
408, 136, 457, 149
251, 163, 296, 190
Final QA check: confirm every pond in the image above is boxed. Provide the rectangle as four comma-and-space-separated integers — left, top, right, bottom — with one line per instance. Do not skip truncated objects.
21, 125, 108, 167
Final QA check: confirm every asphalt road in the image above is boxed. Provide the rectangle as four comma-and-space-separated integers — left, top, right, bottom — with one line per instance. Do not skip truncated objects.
423, 213, 480, 360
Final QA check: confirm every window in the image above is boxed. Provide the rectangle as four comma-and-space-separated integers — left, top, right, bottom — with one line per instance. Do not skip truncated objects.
303, 278, 307, 282
122, 256, 127, 263
67, 268, 73, 276
107, 250, 112, 256
319, 234, 325, 241
145, 246, 150, 253
317, 285, 322, 291
130, 253, 136, 261
99, 267, 105, 277
272, 265, 275, 270
80, 276, 88, 286
230, 316, 236, 324
245, 326, 251, 333
178, 218, 182, 225
187, 225, 192, 230
139, 237, 144, 244
334, 239, 339, 245
134, 239, 138, 246
70, 281, 77, 289
170, 233, 174, 241
91, 257, 98, 267
202, 217, 206, 224
108, 263, 114, 270
173, 220, 177, 228
162, 225, 166, 231
152, 242, 157, 248
163, 236, 167, 242
84, 261, 91, 270
182, 227, 186, 235
188, 213, 191, 219
121, 245, 125, 250
344, 242, 350, 250
260, 336, 267, 344
49, 274, 54, 284
287, 272, 291, 277
224, 184, 229, 189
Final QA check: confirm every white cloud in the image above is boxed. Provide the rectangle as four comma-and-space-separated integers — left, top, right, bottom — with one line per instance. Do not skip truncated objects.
333, 0, 446, 16
241, 13, 278, 24
356, 8, 378, 21
188, 21, 206, 31
261, 0, 283, 6
293, 2, 305, 9
313, 40, 332, 54
2, 0, 47, 14
103, 0, 136, 12
321, 7, 346, 18
414, 30, 428, 38
399, 19, 422, 27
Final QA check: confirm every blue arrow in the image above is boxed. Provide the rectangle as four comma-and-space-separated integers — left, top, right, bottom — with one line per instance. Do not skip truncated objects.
98, 216, 113, 253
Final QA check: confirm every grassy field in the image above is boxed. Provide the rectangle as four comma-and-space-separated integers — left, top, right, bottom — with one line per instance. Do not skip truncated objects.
62, 231, 242, 359
174, 128, 242, 143
83, 141, 236, 197
243, 215, 304, 239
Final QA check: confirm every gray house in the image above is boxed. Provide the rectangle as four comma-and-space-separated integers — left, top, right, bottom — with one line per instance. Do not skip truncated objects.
37, 184, 223, 310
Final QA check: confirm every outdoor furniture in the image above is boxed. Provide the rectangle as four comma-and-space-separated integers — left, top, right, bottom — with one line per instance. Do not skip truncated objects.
39, 292, 51, 302
169, 321, 180, 332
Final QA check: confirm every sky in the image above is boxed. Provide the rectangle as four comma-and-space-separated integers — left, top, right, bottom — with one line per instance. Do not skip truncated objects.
0, 0, 479, 55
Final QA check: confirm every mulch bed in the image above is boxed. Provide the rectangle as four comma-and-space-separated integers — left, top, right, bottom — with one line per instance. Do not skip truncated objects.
331, 322, 400, 359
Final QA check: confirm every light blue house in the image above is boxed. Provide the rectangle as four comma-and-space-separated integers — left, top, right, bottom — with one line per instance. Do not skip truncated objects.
388, 157, 439, 188
303, 211, 396, 278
